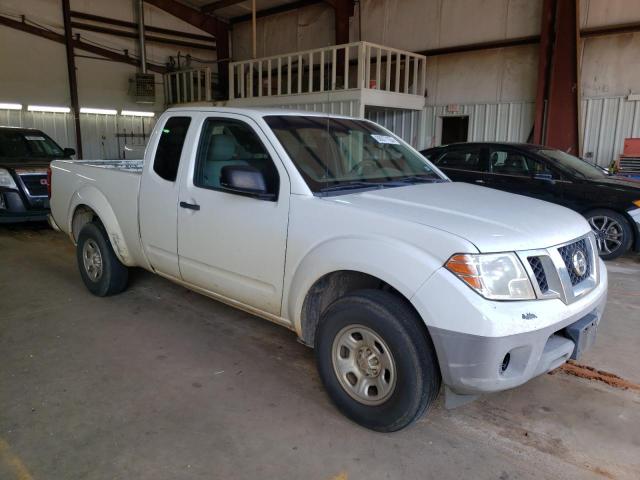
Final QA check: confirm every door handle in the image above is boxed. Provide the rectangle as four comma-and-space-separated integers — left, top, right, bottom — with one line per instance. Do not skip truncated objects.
179, 201, 200, 211
475, 179, 485, 184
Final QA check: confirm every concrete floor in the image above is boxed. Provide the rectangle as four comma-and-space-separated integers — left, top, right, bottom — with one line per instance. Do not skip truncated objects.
1, 225, 639, 480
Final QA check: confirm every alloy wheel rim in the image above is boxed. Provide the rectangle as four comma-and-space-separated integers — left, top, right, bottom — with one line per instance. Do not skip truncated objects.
331, 324, 397, 406
82, 239, 103, 282
588, 215, 623, 255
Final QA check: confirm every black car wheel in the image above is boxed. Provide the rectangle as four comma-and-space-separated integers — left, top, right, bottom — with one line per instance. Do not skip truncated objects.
76, 222, 129, 296
585, 209, 633, 260
315, 289, 441, 432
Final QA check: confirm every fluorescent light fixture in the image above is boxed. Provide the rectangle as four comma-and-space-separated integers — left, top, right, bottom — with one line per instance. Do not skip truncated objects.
120, 110, 155, 117
80, 107, 117, 115
28, 105, 71, 113
0, 103, 22, 110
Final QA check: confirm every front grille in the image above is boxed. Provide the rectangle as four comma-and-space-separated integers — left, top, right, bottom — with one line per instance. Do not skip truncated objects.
558, 239, 591, 286
19, 174, 48, 197
528, 256, 548, 293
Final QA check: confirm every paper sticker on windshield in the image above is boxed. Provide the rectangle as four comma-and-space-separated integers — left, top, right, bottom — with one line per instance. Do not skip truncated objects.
25, 136, 46, 141
371, 134, 400, 145
212, 126, 225, 135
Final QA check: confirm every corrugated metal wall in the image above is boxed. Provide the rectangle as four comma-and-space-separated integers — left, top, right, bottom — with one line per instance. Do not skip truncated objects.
3, 97, 636, 166
0, 110, 156, 160
270, 100, 362, 117
366, 102, 535, 151
581, 96, 640, 168
365, 107, 423, 148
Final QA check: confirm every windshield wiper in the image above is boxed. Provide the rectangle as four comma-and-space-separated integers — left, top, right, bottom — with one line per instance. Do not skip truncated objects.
390, 175, 443, 184
317, 181, 386, 193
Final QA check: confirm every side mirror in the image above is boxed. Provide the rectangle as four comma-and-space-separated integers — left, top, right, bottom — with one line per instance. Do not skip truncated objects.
220, 165, 275, 201
63, 147, 76, 157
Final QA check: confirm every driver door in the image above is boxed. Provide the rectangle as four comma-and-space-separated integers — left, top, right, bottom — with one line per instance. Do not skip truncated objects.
177, 113, 290, 315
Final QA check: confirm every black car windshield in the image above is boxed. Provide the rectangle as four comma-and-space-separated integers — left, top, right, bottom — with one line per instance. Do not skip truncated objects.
264, 115, 444, 194
0, 130, 64, 158
537, 149, 606, 180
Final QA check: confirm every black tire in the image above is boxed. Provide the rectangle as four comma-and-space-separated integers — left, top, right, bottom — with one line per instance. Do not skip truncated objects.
76, 222, 128, 296
585, 209, 633, 260
315, 289, 441, 432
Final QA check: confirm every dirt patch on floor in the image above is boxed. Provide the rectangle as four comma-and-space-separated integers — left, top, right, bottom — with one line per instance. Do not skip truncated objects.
553, 360, 640, 392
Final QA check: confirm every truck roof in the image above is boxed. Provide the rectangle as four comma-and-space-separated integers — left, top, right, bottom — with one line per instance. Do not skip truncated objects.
164, 106, 354, 120
0, 126, 44, 133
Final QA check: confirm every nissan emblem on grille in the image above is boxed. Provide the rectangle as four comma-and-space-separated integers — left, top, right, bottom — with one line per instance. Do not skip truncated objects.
558, 239, 591, 287
572, 250, 587, 277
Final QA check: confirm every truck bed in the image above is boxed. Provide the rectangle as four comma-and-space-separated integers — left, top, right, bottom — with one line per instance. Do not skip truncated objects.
49, 159, 146, 267
64, 159, 144, 173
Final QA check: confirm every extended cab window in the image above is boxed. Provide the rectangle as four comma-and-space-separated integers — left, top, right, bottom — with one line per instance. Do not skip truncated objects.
194, 118, 279, 195
153, 116, 191, 181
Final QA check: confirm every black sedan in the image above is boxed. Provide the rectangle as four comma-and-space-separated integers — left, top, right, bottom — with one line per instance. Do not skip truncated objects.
0, 127, 74, 223
421, 142, 640, 259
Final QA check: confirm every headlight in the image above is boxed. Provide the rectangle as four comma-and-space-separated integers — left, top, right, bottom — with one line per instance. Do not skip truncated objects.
445, 253, 535, 300
0, 168, 18, 189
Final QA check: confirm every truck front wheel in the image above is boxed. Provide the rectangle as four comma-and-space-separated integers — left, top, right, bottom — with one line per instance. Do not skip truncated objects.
315, 289, 441, 432
76, 222, 128, 296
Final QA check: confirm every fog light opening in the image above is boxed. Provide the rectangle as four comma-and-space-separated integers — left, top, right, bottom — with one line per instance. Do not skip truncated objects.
501, 353, 511, 374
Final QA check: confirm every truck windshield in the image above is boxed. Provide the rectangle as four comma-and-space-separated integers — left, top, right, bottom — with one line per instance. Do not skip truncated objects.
264, 115, 445, 194
0, 130, 65, 159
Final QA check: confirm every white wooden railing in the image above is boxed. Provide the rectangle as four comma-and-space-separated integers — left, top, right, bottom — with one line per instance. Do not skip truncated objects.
164, 67, 212, 105
229, 41, 426, 100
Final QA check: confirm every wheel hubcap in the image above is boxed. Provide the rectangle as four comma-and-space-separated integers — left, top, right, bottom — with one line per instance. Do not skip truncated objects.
82, 239, 103, 282
588, 215, 623, 255
332, 325, 397, 406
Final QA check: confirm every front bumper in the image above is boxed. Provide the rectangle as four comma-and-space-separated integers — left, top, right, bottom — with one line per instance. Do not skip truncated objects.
0, 188, 49, 223
412, 258, 608, 395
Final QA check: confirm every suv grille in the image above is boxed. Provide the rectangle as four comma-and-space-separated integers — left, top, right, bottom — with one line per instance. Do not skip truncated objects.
558, 239, 591, 286
528, 256, 548, 293
18, 173, 48, 197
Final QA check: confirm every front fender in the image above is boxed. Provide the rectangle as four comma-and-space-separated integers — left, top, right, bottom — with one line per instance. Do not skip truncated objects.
67, 185, 134, 266
285, 235, 445, 335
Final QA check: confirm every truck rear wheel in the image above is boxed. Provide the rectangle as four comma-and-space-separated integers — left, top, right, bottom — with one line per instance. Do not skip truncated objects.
76, 222, 128, 296
315, 289, 441, 432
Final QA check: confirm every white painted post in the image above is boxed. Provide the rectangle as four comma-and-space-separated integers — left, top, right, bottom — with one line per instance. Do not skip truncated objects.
385, 49, 391, 91
258, 61, 263, 97
229, 64, 235, 99
288, 56, 292, 94
320, 50, 325, 92
308, 52, 313, 92
376, 47, 381, 90
298, 54, 303, 93
268, 59, 272, 96
331, 48, 337, 90
395, 52, 401, 93
277, 57, 282, 95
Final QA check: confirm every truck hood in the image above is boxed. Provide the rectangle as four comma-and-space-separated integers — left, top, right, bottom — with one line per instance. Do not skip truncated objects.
325, 182, 591, 252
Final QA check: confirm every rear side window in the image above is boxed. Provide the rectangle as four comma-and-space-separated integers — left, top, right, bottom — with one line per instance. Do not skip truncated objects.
153, 117, 191, 181
435, 149, 481, 170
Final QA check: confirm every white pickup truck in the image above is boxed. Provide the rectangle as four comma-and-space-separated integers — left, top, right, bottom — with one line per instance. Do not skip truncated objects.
49, 107, 607, 431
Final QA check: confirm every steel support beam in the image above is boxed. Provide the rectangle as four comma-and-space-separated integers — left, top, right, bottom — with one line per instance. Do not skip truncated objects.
61, 0, 83, 158
201, 0, 246, 14
333, 0, 352, 45
533, 0, 580, 155
70, 22, 216, 50
70, 10, 215, 42
144, 0, 225, 36
143, 0, 228, 98
0, 14, 167, 73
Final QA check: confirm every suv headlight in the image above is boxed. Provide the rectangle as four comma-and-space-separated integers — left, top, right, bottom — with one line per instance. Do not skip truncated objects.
0, 168, 17, 189
445, 253, 535, 300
